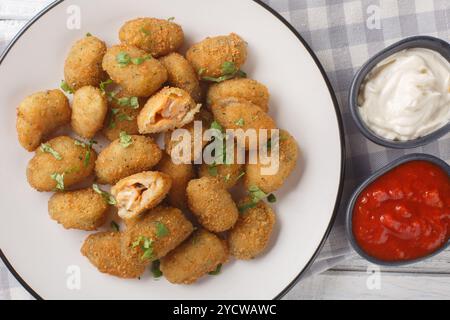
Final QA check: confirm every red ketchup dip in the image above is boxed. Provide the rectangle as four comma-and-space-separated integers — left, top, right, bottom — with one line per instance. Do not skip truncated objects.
353, 160, 450, 262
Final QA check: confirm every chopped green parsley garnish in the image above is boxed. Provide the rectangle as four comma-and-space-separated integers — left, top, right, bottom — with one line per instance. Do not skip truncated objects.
116, 51, 131, 67
235, 118, 245, 126
239, 186, 276, 213
140, 27, 150, 35
210, 121, 224, 133
132, 236, 154, 261
151, 260, 163, 278
202, 61, 247, 83
92, 184, 117, 205
155, 221, 169, 238
99, 79, 113, 94
50, 173, 65, 191
117, 96, 139, 109
119, 131, 133, 148
208, 264, 222, 275
238, 201, 257, 213
60, 80, 74, 94
167, 17, 175, 21
86, 32, 92, 37
40, 143, 62, 160
74, 139, 97, 167
208, 163, 218, 177
267, 193, 277, 203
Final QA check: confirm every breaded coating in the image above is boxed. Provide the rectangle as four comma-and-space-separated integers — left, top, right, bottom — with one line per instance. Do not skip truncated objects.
229, 199, 276, 259
71, 86, 108, 139
111, 171, 172, 219
245, 129, 299, 193
81, 232, 146, 278
198, 162, 244, 190
48, 188, 108, 230
207, 78, 269, 112
186, 177, 238, 232
102, 44, 167, 97
26, 136, 97, 192
102, 90, 144, 141
155, 153, 195, 210
211, 99, 276, 150
137, 87, 201, 134
160, 53, 202, 102
122, 206, 194, 264
160, 229, 228, 284
186, 33, 247, 78
16, 90, 71, 151
95, 135, 162, 185
119, 18, 184, 58
164, 108, 213, 162
64, 35, 107, 90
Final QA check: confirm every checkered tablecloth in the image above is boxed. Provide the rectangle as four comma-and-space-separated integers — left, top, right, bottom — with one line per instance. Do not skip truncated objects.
0, 0, 449, 300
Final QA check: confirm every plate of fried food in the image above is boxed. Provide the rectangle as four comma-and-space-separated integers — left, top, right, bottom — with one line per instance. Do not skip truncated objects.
0, 0, 344, 299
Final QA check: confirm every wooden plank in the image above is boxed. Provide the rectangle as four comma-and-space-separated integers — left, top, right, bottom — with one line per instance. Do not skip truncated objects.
284, 270, 450, 300
332, 251, 450, 274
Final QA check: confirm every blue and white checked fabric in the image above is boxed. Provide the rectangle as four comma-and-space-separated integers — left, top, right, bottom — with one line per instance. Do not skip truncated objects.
0, 0, 449, 299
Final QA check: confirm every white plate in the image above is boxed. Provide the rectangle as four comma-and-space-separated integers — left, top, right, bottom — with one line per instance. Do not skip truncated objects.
0, 0, 344, 300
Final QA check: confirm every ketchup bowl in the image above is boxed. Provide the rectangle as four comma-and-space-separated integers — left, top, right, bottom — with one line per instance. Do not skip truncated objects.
346, 153, 450, 266
348, 36, 450, 149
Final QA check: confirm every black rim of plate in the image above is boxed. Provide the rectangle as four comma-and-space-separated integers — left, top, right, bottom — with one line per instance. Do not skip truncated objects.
0, 0, 346, 300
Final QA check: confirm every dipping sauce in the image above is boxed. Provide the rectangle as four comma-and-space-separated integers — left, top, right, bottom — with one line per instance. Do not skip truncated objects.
353, 160, 450, 262
358, 48, 450, 141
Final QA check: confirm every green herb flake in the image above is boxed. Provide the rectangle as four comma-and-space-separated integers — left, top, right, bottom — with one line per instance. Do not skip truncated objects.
238, 201, 257, 213
116, 51, 131, 67
60, 80, 74, 94
151, 260, 163, 278
140, 27, 150, 35
208, 163, 218, 177
117, 113, 133, 122
221, 61, 237, 75
234, 118, 245, 126
224, 173, 231, 182
86, 32, 92, 37
132, 236, 155, 261
50, 173, 65, 191
235, 171, 245, 181
267, 194, 277, 203
119, 131, 133, 148
210, 121, 224, 132
167, 17, 175, 22
155, 221, 169, 238
208, 264, 222, 276
249, 185, 268, 203
40, 143, 62, 160
99, 79, 113, 93
93, 184, 117, 205
111, 221, 120, 232
129, 96, 139, 108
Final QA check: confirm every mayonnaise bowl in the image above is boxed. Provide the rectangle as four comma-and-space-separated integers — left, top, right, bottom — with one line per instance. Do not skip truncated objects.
349, 36, 450, 149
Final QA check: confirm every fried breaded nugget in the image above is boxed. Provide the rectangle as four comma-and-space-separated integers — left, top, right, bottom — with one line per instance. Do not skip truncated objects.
71, 86, 108, 139
186, 33, 247, 78
16, 90, 71, 151
81, 231, 146, 278
159, 53, 202, 102
102, 90, 145, 141
186, 177, 238, 232
119, 18, 184, 58
137, 87, 201, 134
229, 199, 276, 259
122, 206, 194, 264
95, 135, 162, 185
64, 35, 107, 90
155, 153, 195, 210
164, 108, 213, 162
111, 171, 172, 219
211, 99, 276, 150
102, 44, 167, 97
48, 187, 108, 230
26, 136, 96, 192
160, 229, 228, 284
207, 78, 269, 112
245, 129, 299, 193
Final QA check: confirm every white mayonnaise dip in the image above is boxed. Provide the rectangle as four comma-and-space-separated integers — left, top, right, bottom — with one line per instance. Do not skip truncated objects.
358, 48, 450, 141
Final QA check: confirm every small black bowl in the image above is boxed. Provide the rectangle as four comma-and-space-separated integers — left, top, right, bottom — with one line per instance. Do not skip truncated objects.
346, 153, 450, 266
349, 36, 450, 149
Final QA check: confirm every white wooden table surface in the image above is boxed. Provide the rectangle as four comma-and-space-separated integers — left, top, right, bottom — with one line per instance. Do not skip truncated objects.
1, 0, 450, 300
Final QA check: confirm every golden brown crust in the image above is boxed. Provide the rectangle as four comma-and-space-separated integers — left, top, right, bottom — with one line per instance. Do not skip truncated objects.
48, 188, 108, 230
81, 231, 146, 278
95, 135, 162, 185
186, 33, 247, 78
186, 177, 238, 232
119, 18, 184, 57
64, 35, 107, 90
16, 90, 71, 151
26, 136, 96, 192
229, 199, 276, 259
245, 129, 299, 193
102, 44, 167, 97
160, 229, 228, 284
